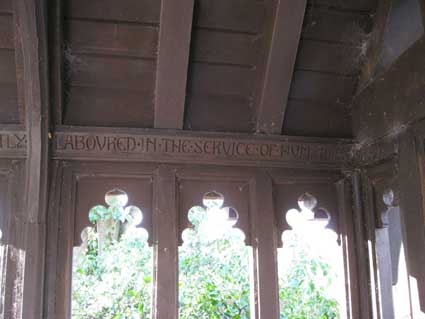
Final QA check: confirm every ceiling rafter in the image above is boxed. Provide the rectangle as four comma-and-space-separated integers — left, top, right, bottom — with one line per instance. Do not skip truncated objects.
154, 0, 194, 129
256, 0, 307, 135
13, 0, 50, 318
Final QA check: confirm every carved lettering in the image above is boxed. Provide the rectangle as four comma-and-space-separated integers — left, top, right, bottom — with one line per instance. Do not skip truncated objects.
0, 133, 27, 153
53, 133, 350, 164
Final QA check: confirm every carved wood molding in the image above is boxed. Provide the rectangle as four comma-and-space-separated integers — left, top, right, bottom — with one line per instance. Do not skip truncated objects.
51, 127, 353, 167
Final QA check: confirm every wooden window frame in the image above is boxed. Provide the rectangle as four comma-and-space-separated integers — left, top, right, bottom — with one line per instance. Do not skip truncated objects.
45, 162, 358, 319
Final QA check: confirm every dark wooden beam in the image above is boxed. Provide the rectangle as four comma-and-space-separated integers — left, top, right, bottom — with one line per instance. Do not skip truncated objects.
154, 0, 194, 129
255, 0, 307, 134
13, 0, 50, 318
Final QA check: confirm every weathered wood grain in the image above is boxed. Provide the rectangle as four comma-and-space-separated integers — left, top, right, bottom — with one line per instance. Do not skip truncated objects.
68, 19, 158, 58
302, 7, 372, 44
353, 37, 425, 142
67, 55, 155, 90
289, 70, 356, 102
194, 0, 266, 33
308, 0, 377, 11
66, 0, 161, 24
0, 15, 14, 49
283, 99, 352, 138
297, 39, 361, 76
191, 29, 259, 66
187, 62, 255, 97
13, 0, 50, 318
0, 84, 19, 123
184, 94, 253, 133
64, 86, 154, 127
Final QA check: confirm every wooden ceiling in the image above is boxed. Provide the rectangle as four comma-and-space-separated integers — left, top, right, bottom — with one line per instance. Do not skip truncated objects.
0, 0, 378, 138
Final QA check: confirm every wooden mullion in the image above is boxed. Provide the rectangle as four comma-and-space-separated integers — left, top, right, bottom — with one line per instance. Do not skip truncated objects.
249, 171, 279, 319
154, 0, 194, 129
152, 166, 179, 319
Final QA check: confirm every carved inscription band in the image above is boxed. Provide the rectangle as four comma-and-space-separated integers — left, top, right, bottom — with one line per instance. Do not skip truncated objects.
53, 131, 351, 166
0, 130, 353, 166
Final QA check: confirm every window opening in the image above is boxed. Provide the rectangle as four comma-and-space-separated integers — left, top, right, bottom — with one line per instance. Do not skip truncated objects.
179, 191, 252, 319
278, 193, 346, 319
72, 188, 153, 319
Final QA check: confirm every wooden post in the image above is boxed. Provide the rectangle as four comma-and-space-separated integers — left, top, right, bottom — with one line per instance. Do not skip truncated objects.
13, 0, 50, 318
152, 166, 179, 319
249, 171, 279, 319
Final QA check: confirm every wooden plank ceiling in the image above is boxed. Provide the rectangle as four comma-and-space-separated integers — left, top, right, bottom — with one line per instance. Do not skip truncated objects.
0, 0, 378, 138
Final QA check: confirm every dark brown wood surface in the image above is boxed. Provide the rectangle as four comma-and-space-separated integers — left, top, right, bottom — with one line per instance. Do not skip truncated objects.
13, 1, 50, 318
0, 2, 19, 124
154, 0, 194, 129
353, 36, 425, 142
255, 0, 307, 134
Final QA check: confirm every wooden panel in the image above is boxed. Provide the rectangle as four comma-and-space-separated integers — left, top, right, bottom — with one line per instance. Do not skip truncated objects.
283, 99, 352, 138
0, 0, 12, 13
67, 55, 155, 91
191, 29, 259, 66
184, 94, 253, 132
302, 7, 372, 44
194, 0, 267, 33
187, 63, 255, 97
289, 70, 356, 102
66, 0, 161, 24
0, 50, 16, 84
0, 49, 19, 123
296, 40, 360, 76
67, 19, 158, 58
0, 15, 14, 49
308, 0, 378, 11
64, 86, 154, 127
0, 84, 19, 123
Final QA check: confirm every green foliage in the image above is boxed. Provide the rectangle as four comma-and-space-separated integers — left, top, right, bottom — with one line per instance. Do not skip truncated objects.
72, 207, 152, 319
278, 232, 340, 319
179, 208, 250, 319
72, 206, 340, 319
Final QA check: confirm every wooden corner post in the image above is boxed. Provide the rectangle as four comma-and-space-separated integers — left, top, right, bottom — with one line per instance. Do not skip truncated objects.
14, 0, 50, 318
